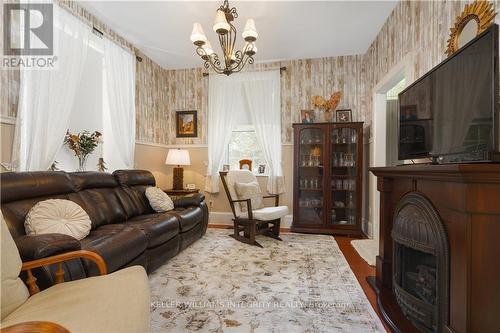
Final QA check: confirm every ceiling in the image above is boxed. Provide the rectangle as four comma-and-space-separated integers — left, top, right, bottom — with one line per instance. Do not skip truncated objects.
79, 1, 398, 70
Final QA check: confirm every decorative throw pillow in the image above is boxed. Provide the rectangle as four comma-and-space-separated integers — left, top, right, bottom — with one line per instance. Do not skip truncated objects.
25, 199, 91, 240
234, 181, 264, 212
145, 187, 174, 213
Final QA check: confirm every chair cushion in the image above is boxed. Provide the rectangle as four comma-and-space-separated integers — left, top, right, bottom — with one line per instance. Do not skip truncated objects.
24, 199, 91, 240
145, 187, 174, 213
1, 266, 150, 333
1, 216, 29, 320
244, 206, 289, 221
170, 207, 202, 233
80, 225, 147, 276
226, 170, 259, 216
125, 213, 179, 248
234, 181, 264, 212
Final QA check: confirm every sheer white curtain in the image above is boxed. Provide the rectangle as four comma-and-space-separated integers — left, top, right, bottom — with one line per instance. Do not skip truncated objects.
205, 75, 240, 193
103, 38, 136, 170
242, 70, 284, 194
13, 5, 89, 171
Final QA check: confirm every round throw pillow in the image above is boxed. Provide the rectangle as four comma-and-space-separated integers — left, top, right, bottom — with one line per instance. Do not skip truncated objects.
25, 199, 91, 240
145, 187, 174, 213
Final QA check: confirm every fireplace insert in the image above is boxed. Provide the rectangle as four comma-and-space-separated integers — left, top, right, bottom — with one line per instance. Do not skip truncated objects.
391, 193, 449, 333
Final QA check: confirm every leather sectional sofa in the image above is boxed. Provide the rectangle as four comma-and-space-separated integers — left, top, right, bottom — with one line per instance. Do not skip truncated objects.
0, 169, 208, 288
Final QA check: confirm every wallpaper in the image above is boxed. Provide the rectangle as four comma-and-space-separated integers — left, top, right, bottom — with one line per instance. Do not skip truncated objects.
138, 56, 365, 145
2, 0, 499, 147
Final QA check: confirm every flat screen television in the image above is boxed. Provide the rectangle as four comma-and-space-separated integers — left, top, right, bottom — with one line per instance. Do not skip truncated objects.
398, 24, 499, 163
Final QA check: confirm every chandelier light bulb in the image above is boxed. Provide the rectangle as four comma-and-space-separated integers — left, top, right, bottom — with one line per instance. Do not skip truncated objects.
245, 42, 257, 55
242, 18, 258, 42
190, 23, 207, 46
213, 10, 230, 35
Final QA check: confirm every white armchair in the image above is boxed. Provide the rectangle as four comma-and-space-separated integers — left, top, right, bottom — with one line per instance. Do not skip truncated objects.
0, 216, 150, 333
220, 170, 288, 247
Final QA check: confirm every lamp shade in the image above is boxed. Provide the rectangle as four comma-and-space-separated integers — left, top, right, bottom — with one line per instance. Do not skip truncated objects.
165, 149, 191, 166
213, 10, 230, 34
242, 18, 258, 41
190, 23, 207, 45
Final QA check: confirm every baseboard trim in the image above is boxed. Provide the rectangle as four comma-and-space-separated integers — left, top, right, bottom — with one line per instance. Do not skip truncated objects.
209, 211, 293, 228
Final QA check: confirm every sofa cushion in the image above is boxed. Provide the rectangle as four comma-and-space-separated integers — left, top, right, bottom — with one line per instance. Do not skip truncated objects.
25, 199, 91, 240
80, 225, 147, 276
113, 170, 156, 216
0, 172, 75, 204
1, 216, 29, 320
1, 266, 150, 333
70, 189, 127, 229
170, 207, 202, 233
145, 187, 174, 213
113, 170, 155, 187
1, 194, 70, 239
125, 213, 179, 248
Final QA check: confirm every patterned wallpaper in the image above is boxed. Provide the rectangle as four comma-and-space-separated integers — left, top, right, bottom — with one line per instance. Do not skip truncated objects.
137, 56, 365, 145
2, 1, 499, 146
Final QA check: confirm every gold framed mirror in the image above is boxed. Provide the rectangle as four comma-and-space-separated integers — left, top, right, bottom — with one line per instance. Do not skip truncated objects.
445, 0, 496, 57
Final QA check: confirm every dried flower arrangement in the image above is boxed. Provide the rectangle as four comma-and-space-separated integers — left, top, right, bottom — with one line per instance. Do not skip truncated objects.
311, 91, 342, 110
64, 130, 103, 171
311, 91, 343, 122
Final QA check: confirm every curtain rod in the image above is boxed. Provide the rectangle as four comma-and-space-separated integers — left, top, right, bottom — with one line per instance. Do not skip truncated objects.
202, 66, 287, 77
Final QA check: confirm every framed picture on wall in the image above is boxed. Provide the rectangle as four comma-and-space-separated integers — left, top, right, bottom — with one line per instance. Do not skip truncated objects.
335, 109, 352, 123
176, 110, 198, 137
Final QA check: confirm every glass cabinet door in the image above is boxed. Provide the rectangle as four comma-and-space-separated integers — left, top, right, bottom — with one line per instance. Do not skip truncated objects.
297, 127, 325, 225
329, 126, 359, 226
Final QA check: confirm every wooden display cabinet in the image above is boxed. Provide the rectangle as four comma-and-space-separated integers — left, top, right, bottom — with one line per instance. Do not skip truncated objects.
291, 122, 364, 236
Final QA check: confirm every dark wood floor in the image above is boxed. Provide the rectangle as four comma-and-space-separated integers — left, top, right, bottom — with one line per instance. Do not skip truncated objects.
334, 236, 392, 333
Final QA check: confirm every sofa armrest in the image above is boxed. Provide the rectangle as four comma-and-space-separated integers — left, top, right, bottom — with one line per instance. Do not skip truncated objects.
173, 192, 206, 208
15, 233, 81, 261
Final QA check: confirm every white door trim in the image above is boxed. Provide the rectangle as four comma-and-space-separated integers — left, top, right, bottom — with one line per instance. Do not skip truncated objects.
370, 53, 414, 242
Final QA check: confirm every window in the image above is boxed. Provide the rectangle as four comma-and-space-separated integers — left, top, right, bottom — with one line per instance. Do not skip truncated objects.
227, 125, 268, 174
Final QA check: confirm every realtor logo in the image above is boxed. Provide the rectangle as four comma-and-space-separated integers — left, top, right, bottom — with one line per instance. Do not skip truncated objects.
3, 3, 53, 56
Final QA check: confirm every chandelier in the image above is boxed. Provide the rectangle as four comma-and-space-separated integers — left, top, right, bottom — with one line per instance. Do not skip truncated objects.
190, 0, 258, 76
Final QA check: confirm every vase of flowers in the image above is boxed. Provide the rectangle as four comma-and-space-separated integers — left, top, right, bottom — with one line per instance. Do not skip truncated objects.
64, 130, 103, 171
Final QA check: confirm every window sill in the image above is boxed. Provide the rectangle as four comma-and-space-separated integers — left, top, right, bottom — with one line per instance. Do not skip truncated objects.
254, 173, 269, 178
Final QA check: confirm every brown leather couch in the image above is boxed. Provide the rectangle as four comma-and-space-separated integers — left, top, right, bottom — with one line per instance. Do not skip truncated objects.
0, 169, 208, 288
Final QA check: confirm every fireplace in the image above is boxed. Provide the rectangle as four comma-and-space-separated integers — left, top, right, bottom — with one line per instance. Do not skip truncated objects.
391, 193, 449, 333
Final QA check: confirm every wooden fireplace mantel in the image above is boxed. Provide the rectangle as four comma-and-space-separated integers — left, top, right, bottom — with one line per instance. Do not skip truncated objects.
370, 163, 500, 333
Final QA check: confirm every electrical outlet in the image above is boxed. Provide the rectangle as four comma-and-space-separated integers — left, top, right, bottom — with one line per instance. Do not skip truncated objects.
208, 201, 214, 208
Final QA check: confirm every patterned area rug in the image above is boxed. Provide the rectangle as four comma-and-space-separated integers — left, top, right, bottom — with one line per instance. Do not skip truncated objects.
351, 239, 378, 266
150, 230, 385, 333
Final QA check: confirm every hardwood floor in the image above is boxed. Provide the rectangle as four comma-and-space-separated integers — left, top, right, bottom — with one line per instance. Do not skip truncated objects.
335, 236, 392, 333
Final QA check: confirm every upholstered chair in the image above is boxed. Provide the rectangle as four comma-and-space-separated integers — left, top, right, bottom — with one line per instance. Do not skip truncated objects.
0, 215, 151, 333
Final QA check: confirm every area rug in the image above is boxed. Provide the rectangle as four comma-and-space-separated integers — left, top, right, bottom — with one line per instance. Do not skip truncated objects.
149, 230, 385, 333
351, 239, 378, 267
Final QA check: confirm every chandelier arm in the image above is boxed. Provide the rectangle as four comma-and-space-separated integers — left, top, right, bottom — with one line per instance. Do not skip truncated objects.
196, 46, 225, 73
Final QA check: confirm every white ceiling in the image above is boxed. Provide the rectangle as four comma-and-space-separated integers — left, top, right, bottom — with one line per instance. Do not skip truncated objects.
79, 1, 398, 70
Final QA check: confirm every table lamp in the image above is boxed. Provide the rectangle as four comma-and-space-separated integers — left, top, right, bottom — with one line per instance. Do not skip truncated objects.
165, 148, 191, 190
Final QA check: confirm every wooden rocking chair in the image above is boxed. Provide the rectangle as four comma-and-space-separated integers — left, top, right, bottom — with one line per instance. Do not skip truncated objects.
220, 170, 288, 247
